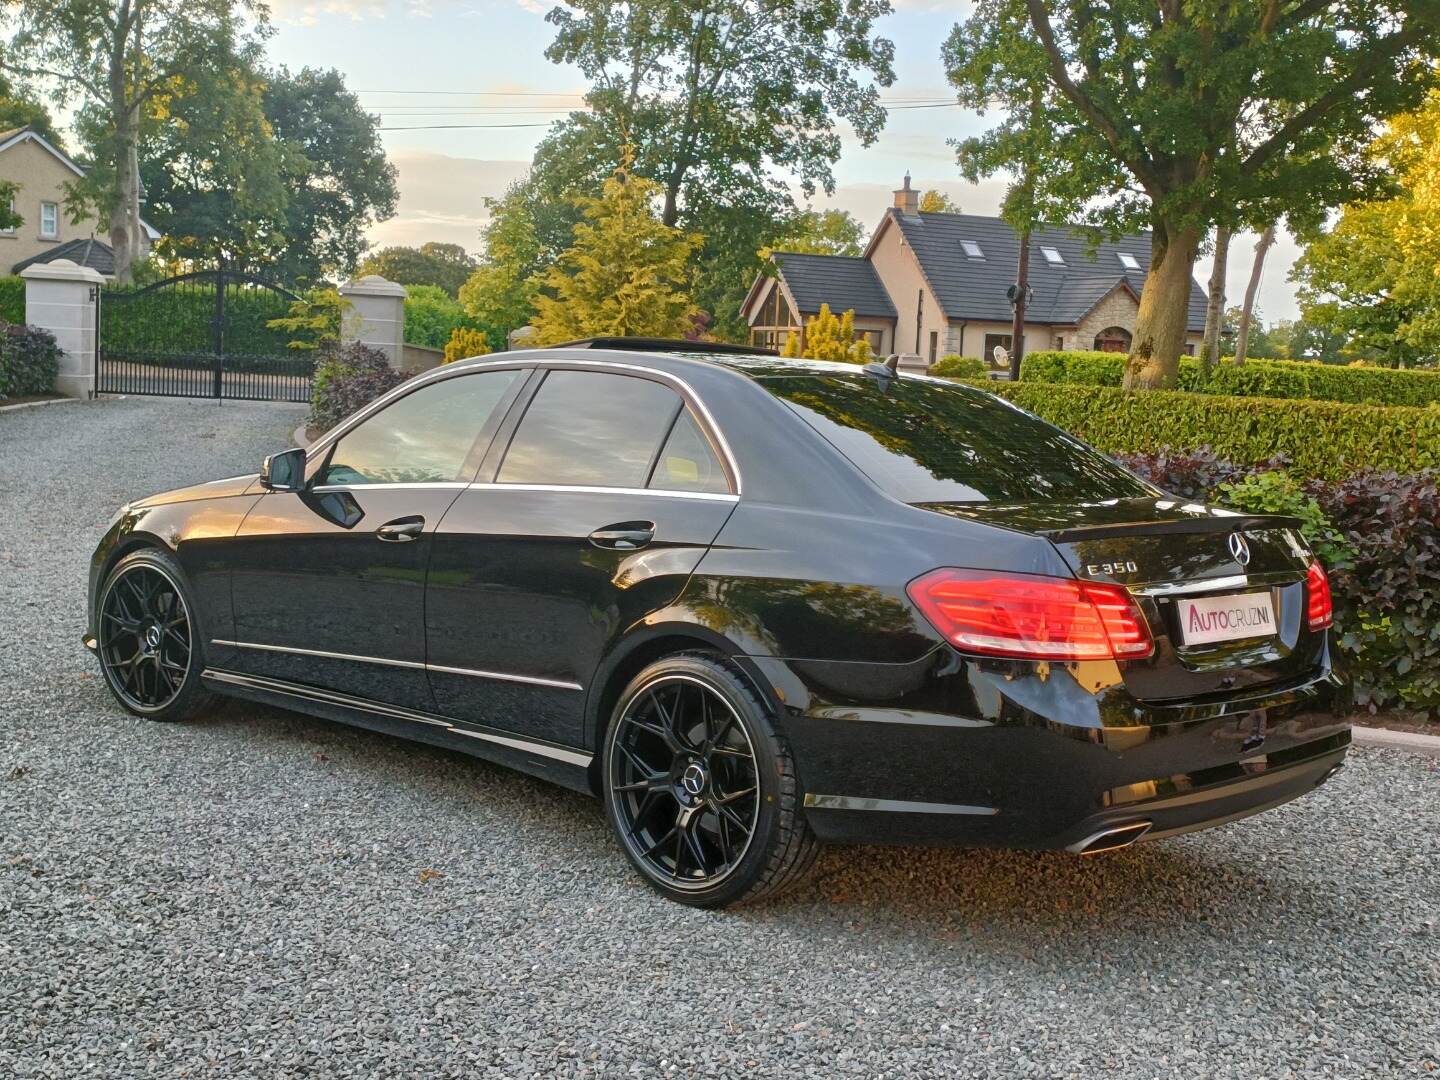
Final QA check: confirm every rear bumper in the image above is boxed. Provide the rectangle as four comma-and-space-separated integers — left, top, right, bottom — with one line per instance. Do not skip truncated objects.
765, 649, 1352, 850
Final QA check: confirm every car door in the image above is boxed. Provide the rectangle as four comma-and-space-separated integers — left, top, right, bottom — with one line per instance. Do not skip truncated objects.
223, 366, 527, 711
425, 366, 738, 747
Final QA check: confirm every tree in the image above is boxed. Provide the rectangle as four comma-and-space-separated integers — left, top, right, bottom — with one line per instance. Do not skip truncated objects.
761, 209, 865, 258
0, 66, 64, 146
1294, 86, 1440, 368
1200, 227, 1231, 377
918, 190, 959, 213
1233, 226, 1277, 365
941, 0, 1438, 388
530, 162, 703, 344
9, 0, 267, 282
138, 61, 291, 269
357, 243, 476, 297
781, 303, 873, 363
262, 67, 397, 285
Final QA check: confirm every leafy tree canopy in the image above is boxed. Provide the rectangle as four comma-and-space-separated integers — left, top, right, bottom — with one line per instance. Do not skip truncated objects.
1293, 85, 1440, 369
0, 65, 64, 146
357, 243, 476, 297
943, 0, 1439, 387
918, 190, 960, 214
530, 160, 703, 344
761, 209, 865, 258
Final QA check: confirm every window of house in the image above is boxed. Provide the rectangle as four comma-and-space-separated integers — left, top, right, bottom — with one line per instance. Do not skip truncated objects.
929, 331, 939, 365
498, 370, 683, 489
649, 409, 730, 494
0, 199, 15, 236
862, 329, 884, 352
320, 369, 522, 486
1117, 252, 1141, 271
983, 333, 1013, 367
1053, 336, 1065, 350
960, 240, 984, 260
39, 201, 59, 239
1040, 246, 1065, 265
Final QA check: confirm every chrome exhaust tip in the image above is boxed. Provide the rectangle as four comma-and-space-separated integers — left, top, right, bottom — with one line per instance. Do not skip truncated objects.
1066, 821, 1153, 856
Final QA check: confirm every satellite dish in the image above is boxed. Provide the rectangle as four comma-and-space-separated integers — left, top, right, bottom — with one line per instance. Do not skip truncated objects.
992, 345, 1009, 367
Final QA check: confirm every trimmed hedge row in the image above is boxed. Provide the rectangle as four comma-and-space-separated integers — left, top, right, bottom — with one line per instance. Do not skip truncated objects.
0, 277, 24, 325
0, 324, 61, 397
981, 381, 1440, 483
1019, 350, 1440, 408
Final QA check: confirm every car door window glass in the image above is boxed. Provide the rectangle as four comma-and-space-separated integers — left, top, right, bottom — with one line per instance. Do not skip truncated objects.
497, 371, 681, 488
648, 409, 730, 494
320, 369, 521, 486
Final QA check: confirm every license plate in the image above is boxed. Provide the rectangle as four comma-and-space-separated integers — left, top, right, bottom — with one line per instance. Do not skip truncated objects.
1176, 591, 1277, 646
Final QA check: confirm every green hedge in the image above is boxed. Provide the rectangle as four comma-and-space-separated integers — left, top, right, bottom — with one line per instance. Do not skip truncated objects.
982, 381, 1440, 483
0, 277, 23, 325
0, 325, 61, 397
101, 283, 296, 358
1019, 350, 1440, 408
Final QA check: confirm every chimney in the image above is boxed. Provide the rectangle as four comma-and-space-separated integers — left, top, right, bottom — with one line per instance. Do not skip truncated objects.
893, 171, 919, 216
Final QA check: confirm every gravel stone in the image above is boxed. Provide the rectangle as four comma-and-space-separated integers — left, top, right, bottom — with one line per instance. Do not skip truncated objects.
3, 396, 1439, 1078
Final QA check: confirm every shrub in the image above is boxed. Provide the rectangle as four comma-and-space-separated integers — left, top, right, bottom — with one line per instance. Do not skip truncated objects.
1115, 447, 1440, 717
1018, 349, 1440, 407
983, 381, 1440, 482
781, 304, 873, 364
405, 285, 492, 351
0, 276, 24, 325
930, 354, 988, 379
267, 288, 350, 352
443, 326, 492, 364
309, 341, 409, 431
0, 324, 61, 398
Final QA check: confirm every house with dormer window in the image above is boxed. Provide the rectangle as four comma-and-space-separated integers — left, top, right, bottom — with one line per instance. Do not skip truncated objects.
742, 175, 1205, 369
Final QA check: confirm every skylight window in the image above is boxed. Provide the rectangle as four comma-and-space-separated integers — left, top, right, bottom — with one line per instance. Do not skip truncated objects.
961, 240, 984, 260
1117, 252, 1141, 270
1041, 246, 1065, 265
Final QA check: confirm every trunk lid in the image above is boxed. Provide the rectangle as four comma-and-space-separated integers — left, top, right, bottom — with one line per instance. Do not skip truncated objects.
915, 498, 1325, 700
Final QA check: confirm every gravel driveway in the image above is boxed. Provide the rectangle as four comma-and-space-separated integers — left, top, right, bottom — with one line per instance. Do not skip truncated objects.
3, 396, 1438, 1079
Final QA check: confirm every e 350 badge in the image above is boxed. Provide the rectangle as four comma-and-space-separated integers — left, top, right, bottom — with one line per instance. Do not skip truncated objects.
1082, 559, 1139, 577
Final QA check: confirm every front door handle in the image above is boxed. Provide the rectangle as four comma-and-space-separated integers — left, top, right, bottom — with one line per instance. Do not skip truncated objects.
376, 516, 425, 542
589, 521, 655, 550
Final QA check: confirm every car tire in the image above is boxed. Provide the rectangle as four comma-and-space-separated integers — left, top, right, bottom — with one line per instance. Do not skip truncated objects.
94, 547, 216, 723
602, 652, 819, 908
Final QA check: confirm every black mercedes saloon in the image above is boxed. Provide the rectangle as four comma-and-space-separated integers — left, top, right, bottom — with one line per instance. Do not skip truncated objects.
86, 341, 1351, 907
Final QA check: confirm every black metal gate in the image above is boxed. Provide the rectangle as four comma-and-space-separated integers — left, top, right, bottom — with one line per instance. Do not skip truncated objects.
97, 270, 313, 402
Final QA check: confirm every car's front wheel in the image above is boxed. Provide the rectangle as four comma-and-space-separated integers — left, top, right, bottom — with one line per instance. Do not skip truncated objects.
95, 548, 215, 722
602, 653, 819, 907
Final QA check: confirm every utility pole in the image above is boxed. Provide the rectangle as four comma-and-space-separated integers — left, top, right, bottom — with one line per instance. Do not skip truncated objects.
1008, 229, 1029, 381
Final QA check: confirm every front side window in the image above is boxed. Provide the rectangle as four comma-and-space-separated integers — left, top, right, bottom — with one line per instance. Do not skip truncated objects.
498, 370, 682, 488
319, 369, 521, 486
39, 201, 58, 239
760, 373, 1157, 504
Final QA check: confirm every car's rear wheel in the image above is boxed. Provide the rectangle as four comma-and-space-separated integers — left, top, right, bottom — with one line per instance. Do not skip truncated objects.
602, 653, 819, 907
95, 548, 214, 722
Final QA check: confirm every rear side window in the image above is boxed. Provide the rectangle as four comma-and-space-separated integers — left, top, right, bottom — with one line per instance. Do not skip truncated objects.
761, 374, 1155, 504
498, 370, 681, 488
651, 409, 730, 494
320, 369, 521, 486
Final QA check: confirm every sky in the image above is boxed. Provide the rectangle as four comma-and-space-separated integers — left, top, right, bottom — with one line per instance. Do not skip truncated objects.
264, 0, 1301, 321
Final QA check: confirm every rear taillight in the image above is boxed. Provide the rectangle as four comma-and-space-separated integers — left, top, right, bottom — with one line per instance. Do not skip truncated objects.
907, 568, 1154, 661
1306, 560, 1333, 631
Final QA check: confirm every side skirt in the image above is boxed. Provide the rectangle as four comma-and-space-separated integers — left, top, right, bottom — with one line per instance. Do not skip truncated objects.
201, 668, 596, 795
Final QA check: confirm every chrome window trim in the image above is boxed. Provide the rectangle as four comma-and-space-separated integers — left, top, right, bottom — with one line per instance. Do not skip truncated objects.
308, 481, 471, 494
211, 639, 585, 691
468, 482, 738, 503
201, 667, 592, 768
304, 355, 743, 497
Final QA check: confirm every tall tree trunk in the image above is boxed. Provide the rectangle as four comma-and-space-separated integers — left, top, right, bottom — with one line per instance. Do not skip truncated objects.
108, 109, 139, 285
1233, 225, 1275, 366
1201, 226, 1230, 378
1124, 222, 1202, 389
1009, 229, 1030, 381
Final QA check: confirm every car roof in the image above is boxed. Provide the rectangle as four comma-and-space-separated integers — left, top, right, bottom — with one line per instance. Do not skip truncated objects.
453, 344, 875, 382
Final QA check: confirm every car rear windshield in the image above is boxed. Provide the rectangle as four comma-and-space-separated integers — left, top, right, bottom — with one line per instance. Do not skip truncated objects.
759, 373, 1156, 504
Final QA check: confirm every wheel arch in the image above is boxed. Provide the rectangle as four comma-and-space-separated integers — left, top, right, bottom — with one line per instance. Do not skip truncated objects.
582, 620, 787, 793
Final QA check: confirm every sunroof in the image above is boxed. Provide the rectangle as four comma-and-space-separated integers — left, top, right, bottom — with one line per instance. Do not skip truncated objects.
960, 240, 984, 259
1041, 246, 1065, 265
1118, 252, 1141, 270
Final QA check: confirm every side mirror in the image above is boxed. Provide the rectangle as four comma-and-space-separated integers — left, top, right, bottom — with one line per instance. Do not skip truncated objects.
260, 447, 306, 492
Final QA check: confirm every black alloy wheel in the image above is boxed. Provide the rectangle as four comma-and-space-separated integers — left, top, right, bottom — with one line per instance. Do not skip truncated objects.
96, 550, 213, 721
603, 654, 818, 907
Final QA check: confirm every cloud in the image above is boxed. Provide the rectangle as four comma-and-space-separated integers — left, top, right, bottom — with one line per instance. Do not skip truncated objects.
366, 151, 530, 252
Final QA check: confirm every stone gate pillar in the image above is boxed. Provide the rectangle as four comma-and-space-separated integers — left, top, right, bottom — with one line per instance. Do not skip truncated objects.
338, 275, 407, 369
20, 259, 104, 398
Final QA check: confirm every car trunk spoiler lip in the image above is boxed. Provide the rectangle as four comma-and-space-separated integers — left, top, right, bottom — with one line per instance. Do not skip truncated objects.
1038, 513, 1302, 545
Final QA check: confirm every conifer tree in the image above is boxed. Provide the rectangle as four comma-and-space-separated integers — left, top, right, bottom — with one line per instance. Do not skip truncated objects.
782, 304, 873, 364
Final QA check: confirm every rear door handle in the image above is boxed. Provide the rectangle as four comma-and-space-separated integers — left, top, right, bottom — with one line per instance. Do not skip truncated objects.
376, 516, 425, 542
589, 521, 655, 550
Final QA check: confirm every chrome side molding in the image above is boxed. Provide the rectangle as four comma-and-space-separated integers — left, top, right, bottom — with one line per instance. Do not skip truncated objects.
200, 667, 593, 769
